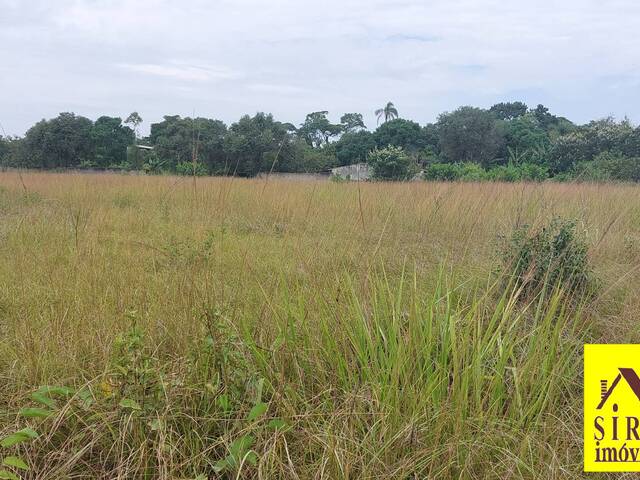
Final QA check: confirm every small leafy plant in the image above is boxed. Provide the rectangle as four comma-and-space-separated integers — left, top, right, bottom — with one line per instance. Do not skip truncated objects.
0, 385, 78, 479
503, 217, 593, 300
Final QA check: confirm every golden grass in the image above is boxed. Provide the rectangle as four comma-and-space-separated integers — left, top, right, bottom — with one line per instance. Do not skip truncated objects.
0, 171, 639, 478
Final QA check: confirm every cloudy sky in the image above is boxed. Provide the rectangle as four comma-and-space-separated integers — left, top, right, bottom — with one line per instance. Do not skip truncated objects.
1, 0, 639, 135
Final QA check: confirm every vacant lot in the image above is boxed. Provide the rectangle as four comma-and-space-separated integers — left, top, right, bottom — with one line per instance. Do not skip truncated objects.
0, 172, 639, 478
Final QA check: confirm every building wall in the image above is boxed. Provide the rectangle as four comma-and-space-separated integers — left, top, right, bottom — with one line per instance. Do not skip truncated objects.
256, 172, 330, 181
330, 163, 371, 181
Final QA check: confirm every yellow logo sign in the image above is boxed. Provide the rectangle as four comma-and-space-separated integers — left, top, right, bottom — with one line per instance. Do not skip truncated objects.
585, 344, 640, 471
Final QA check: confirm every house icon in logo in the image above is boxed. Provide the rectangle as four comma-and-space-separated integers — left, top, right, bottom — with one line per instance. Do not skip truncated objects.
597, 368, 640, 410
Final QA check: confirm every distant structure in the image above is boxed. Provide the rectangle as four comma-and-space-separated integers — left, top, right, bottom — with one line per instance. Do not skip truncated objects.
256, 172, 329, 181
126, 144, 154, 169
330, 163, 371, 181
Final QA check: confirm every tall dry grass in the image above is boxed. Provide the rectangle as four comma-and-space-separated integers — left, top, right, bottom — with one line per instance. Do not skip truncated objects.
0, 172, 639, 478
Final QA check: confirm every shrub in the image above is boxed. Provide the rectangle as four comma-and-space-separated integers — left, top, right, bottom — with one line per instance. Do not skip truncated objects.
424, 162, 548, 182
568, 160, 611, 182
107, 161, 133, 171
176, 161, 209, 176
592, 153, 640, 182
423, 162, 461, 181
487, 163, 522, 182
367, 145, 417, 180
564, 153, 640, 183
485, 163, 549, 182
458, 162, 488, 181
503, 217, 592, 299
141, 152, 168, 174
519, 163, 549, 181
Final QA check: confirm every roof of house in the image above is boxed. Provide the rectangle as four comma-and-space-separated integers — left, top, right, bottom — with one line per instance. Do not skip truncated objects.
597, 368, 640, 409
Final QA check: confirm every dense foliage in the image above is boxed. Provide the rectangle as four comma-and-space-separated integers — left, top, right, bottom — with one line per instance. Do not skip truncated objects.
504, 217, 593, 300
368, 145, 417, 180
3, 102, 640, 181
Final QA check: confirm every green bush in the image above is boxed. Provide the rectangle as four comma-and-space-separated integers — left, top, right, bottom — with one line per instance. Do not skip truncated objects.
589, 152, 640, 182
176, 161, 209, 176
367, 145, 417, 180
423, 162, 462, 181
107, 161, 133, 171
486, 163, 522, 182
141, 152, 168, 174
518, 163, 549, 181
503, 217, 592, 299
457, 162, 488, 181
424, 162, 549, 182
563, 153, 640, 183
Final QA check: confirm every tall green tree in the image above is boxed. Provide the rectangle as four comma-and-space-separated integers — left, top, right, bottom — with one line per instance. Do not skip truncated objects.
437, 106, 505, 166
548, 117, 637, 173
224, 113, 293, 176
489, 101, 528, 120
374, 118, 427, 153
335, 130, 376, 166
124, 112, 143, 140
340, 113, 366, 133
19, 112, 94, 168
502, 113, 549, 163
91, 116, 135, 168
149, 116, 227, 173
0, 136, 12, 166
375, 102, 399, 125
298, 111, 342, 148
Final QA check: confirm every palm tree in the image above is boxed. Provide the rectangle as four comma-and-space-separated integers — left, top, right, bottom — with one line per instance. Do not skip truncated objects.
375, 102, 399, 125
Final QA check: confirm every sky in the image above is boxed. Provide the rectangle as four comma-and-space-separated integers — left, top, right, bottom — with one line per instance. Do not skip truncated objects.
1, 0, 639, 136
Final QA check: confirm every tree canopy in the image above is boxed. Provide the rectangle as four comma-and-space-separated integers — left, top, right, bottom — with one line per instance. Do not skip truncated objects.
4, 101, 640, 183
489, 101, 528, 120
437, 106, 505, 166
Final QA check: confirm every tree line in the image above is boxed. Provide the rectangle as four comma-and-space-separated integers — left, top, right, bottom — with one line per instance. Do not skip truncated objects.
1, 101, 640, 181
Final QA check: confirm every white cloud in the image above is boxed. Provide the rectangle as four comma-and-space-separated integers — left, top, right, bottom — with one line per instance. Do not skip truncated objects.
0, 0, 639, 135
246, 83, 308, 95
117, 62, 239, 82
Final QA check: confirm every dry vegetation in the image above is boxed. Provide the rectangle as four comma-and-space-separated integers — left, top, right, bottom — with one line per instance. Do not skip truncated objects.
1, 172, 640, 478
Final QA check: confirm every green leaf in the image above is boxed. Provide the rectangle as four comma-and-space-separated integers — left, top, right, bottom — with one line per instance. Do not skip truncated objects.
244, 451, 258, 466
2, 456, 28, 471
254, 378, 264, 403
247, 402, 267, 421
21, 428, 38, 438
223, 453, 237, 469
30, 391, 55, 408
77, 388, 94, 407
37, 385, 74, 397
193, 474, 208, 480
19, 407, 52, 418
229, 435, 254, 458
212, 458, 228, 473
148, 418, 163, 431
267, 418, 288, 430
217, 394, 231, 412
119, 398, 141, 410
0, 470, 19, 480
1, 428, 39, 448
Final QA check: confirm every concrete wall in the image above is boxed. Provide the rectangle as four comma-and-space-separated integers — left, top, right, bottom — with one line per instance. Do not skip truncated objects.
330, 163, 371, 181
256, 172, 330, 181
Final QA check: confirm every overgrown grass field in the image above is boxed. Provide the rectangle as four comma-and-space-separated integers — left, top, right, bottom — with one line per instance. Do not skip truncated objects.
1, 172, 639, 479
